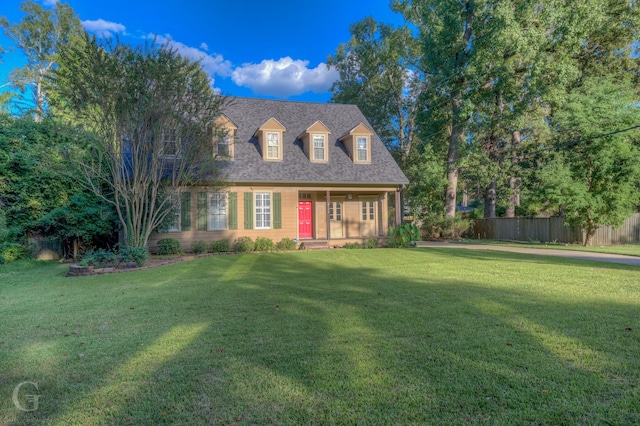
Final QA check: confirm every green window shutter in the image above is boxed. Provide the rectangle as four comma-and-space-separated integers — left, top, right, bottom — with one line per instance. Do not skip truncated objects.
273, 192, 282, 229
228, 192, 238, 230
244, 192, 253, 230
180, 192, 191, 231
197, 192, 207, 231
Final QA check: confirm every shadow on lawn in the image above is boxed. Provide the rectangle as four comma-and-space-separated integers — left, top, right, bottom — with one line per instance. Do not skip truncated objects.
4, 250, 639, 424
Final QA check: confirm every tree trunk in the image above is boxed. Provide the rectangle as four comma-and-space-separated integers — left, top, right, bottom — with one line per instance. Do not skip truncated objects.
584, 215, 597, 246
484, 180, 496, 218
445, 97, 463, 218
505, 130, 521, 218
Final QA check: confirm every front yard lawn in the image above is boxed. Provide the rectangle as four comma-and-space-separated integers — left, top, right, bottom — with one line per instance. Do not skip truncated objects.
1, 249, 639, 424
461, 239, 640, 257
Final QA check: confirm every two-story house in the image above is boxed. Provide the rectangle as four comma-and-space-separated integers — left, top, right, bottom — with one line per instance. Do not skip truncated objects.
148, 97, 409, 251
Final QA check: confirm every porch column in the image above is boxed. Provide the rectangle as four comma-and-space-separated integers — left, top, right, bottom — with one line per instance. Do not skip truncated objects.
326, 190, 331, 241
395, 188, 402, 227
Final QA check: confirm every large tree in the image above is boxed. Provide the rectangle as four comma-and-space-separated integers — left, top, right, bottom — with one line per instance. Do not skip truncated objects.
0, 0, 82, 120
328, 17, 425, 164
0, 114, 90, 242
53, 35, 226, 248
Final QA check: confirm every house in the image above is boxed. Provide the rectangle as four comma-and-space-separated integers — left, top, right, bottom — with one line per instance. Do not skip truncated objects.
147, 97, 409, 252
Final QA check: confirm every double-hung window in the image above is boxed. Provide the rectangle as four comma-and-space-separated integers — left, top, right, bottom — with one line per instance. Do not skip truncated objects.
357, 136, 368, 162
313, 134, 325, 161
217, 134, 230, 157
266, 132, 279, 160
208, 192, 227, 230
168, 193, 181, 232
255, 192, 271, 229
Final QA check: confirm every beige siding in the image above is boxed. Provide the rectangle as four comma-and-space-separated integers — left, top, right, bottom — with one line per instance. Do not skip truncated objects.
148, 185, 399, 252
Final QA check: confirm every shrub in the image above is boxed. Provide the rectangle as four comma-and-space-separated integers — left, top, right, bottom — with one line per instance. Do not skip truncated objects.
343, 242, 362, 249
388, 223, 420, 247
276, 237, 296, 251
156, 238, 183, 255
210, 238, 231, 253
422, 216, 472, 240
0, 242, 27, 264
363, 238, 379, 249
254, 237, 276, 252
118, 246, 149, 267
233, 236, 254, 253
383, 238, 402, 248
79, 249, 117, 268
191, 240, 209, 255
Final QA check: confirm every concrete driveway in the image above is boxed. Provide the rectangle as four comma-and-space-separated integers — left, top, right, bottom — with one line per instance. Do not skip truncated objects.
415, 241, 640, 267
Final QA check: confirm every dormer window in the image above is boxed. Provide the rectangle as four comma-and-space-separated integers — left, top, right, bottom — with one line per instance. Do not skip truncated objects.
299, 120, 330, 163
217, 133, 231, 156
214, 115, 237, 159
357, 136, 368, 161
255, 117, 286, 161
267, 132, 280, 159
338, 123, 373, 164
313, 135, 326, 161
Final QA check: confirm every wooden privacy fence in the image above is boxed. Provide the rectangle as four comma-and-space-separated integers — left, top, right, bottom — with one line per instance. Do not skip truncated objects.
473, 213, 640, 245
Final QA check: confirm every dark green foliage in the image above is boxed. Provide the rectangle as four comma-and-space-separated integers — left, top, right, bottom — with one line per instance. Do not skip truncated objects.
191, 240, 208, 255
156, 238, 183, 255
210, 239, 231, 253
78, 249, 117, 268
37, 193, 118, 255
118, 246, 149, 267
233, 237, 254, 253
0, 115, 88, 242
0, 242, 27, 264
254, 237, 276, 252
275, 237, 297, 251
342, 242, 362, 249
421, 217, 472, 240
363, 238, 379, 249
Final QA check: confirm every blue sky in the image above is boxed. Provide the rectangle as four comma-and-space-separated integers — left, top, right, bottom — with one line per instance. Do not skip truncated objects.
1, 0, 404, 103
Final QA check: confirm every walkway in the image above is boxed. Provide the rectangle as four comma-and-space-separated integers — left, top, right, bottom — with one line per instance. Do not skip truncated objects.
415, 241, 640, 267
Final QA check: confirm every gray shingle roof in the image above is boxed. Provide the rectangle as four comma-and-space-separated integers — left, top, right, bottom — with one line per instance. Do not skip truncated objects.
217, 97, 409, 186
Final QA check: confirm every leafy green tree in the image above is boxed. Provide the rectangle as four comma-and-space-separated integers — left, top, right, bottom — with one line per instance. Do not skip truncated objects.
0, 114, 89, 242
328, 17, 425, 164
38, 193, 118, 257
53, 35, 226, 248
537, 79, 640, 245
0, 0, 83, 120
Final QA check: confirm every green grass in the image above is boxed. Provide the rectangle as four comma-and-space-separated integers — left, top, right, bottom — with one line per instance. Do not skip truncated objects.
1, 249, 639, 425
460, 239, 640, 257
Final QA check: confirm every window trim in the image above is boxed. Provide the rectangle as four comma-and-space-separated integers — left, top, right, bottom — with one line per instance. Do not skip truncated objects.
161, 129, 180, 159
266, 132, 280, 160
255, 192, 272, 229
313, 134, 326, 161
167, 193, 181, 232
216, 132, 232, 158
356, 136, 368, 162
208, 192, 228, 231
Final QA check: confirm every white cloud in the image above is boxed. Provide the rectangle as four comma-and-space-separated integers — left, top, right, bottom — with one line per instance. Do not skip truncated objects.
82, 19, 126, 38
200, 42, 209, 51
149, 34, 232, 78
41, 0, 58, 6
231, 57, 339, 98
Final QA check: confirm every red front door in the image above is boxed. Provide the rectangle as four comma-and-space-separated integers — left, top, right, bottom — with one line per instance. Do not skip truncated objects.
298, 201, 313, 238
